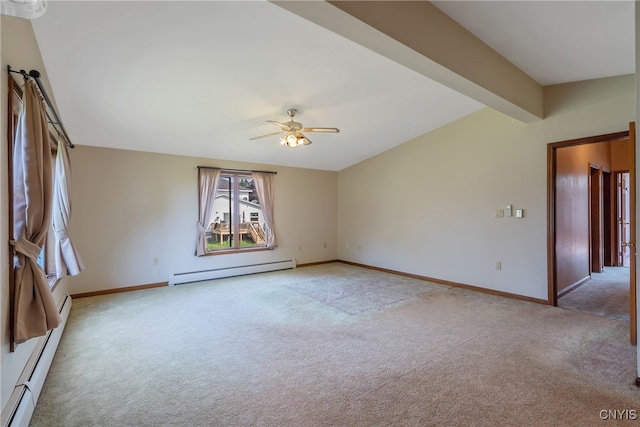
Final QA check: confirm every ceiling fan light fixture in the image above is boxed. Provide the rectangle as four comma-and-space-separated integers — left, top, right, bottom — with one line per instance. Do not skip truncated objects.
1, 0, 47, 19
298, 135, 311, 145
284, 133, 299, 147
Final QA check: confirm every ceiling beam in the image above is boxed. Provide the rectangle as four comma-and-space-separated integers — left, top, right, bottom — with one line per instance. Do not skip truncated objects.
272, 0, 543, 123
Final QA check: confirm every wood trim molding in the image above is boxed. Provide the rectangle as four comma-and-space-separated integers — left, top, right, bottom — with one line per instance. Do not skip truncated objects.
201, 246, 274, 257
297, 259, 340, 268
71, 282, 168, 299
50, 278, 62, 292
549, 131, 629, 149
629, 122, 636, 346
7, 75, 23, 352
337, 260, 548, 305
547, 144, 556, 305
556, 276, 591, 298
69, 259, 548, 305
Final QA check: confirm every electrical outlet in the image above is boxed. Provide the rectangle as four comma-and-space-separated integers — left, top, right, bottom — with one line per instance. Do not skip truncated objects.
323, 242, 327, 248
298, 244, 302, 251
495, 209, 504, 218
345, 242, 349, 249
153, 257, 159, 265
495, 261, 502, 270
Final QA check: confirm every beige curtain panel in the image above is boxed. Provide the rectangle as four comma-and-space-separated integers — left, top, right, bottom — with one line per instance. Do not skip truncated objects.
10, 79, 61, 344
252, 172, 277, 248
195, 168, 221, 256
52, 139, 84, 278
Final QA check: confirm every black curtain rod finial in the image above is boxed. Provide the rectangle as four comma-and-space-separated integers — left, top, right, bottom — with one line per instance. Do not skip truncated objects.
7, 66, 28, 79
7, 67, 38, 81
7, 64, 75, 149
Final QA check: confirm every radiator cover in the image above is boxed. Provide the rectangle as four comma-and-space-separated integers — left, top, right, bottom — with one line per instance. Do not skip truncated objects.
1, 294, 72, 427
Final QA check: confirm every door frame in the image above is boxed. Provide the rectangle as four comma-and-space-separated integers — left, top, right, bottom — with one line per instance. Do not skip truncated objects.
589, 164, 603, 273
614, 171, 631, 267
629, 122, 636, 346
602, 168, 614, 267
547, 130, 636, 345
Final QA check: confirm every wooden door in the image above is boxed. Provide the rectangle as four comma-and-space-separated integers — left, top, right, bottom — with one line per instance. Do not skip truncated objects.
590, 166, 603, 273
629, 122, 637, 345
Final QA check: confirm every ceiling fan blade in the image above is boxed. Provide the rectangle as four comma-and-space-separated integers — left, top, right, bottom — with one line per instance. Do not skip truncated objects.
267, 120, 292, 131
302, 127, 340, 133
249, 131, 284, 140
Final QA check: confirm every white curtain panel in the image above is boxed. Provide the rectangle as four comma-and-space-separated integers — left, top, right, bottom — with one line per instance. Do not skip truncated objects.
252, 172, 277, 248
10, 79, 61, 344
195, 168, 221, 256
52, 139, 84, 278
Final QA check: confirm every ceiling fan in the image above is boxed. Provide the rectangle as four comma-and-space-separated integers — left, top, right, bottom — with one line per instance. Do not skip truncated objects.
250, 108, 340, 147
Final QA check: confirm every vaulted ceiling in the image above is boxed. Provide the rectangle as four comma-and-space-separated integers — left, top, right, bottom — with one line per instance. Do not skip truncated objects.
26, 1, 635, 171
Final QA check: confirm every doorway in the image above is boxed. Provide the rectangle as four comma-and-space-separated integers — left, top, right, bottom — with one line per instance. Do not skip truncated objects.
547, 129, 636, 345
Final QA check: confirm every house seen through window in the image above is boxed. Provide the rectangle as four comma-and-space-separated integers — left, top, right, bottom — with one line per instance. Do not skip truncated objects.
206, 173, 266, 252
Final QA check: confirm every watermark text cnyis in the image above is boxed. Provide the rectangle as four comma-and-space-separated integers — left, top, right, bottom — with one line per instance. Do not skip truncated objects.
599, 409, 637, 420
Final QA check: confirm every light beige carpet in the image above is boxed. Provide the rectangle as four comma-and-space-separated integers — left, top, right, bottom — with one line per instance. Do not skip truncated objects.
30, 263, 638, 426
558, 266, 630, 323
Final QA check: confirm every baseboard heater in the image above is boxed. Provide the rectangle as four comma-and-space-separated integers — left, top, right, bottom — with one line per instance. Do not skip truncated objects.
168, 259, 297, 286
1, 294, 72, 427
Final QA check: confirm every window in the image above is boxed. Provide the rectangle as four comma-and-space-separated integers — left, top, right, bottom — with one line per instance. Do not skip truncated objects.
196, 167, 276, 256
206, 172, 266, 252
39, 150, 57, 280
8, 76, 57, 285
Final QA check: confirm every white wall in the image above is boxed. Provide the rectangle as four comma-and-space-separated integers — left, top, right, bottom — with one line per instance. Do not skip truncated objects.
338, 75, 635, 301
62, 146, 338, 295
1, 14, 71, 413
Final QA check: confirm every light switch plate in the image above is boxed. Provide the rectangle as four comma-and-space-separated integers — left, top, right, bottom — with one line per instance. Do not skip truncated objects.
515, 209, 523, 218
505, 205, 512, 217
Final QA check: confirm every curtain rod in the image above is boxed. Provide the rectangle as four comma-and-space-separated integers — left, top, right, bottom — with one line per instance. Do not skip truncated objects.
197, 166, 277, 175
7, 66, 75, 148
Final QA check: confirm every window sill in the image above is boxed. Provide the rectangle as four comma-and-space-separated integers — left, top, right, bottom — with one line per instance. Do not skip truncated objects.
202, 246, 273, 257
49, 276, 61, 291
